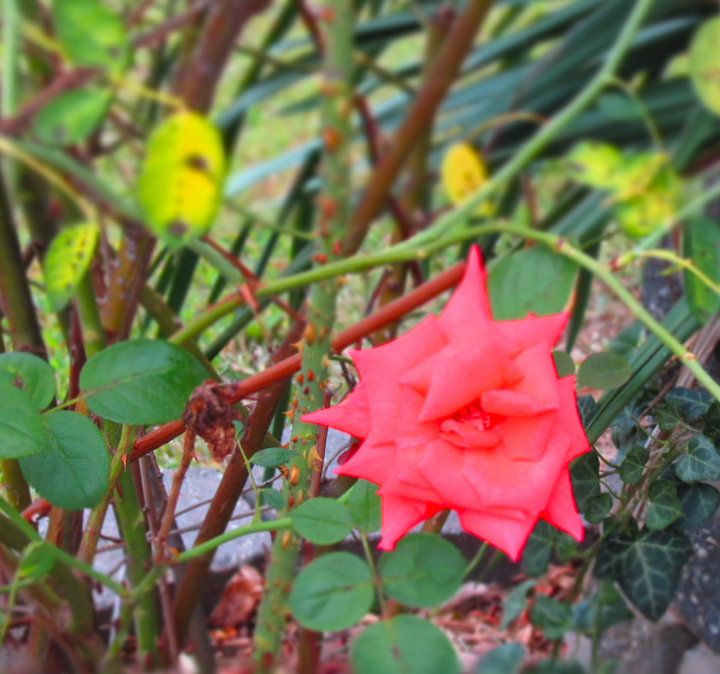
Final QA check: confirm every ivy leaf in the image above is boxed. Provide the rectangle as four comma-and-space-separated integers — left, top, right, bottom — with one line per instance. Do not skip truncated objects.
379, 533, 465, 608
646, 480, 683, 531
501, 579, 535, 629
596, 527, 691, 620
573, 582, 632, 635
584, 493, 613, 524
619, 446, 648, 485
675, 435, 720, 483
531, 595, 573, 640
289, 552, 373, 632
677, 482, 720, 529
571, 452, 600, 510
475, 643, 525, 674
351, 615, 460, 674
577, 395, 598, 427
703, 402, 720, 446
521, 521, 555, 578
666, 388, 713, 423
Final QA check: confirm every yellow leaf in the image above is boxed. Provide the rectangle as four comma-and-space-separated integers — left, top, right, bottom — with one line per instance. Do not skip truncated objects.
137, 112, 226, 247
441, 143, 492, 215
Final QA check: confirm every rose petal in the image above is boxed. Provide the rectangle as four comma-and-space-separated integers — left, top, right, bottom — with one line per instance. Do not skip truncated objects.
459, 508, 537, 562
302, 383, 371, 438
541, 467, 585, 541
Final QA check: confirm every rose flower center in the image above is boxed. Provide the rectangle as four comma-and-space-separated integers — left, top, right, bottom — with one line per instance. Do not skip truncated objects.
438, 401, 503, 449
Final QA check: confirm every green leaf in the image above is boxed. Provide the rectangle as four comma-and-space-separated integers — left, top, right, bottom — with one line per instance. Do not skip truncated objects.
17, 542, 55, 582
488, 246, 577, 320
573, 582, 631, 635
524, 660, 587, 674
571, 452, 600, 510
705, 402, 720, 446
657, 388, 713, 430
567, 142, 624, 190
54, 0, 130, 74
291, 497, 354, 545
0, 381, 51, 458
596, 527, 691, 620
619, 446, 648, 485
521, 521, 555, 578
347, 480, 381, 533
553, 351, 575, 378
475, 642, 525, 674
32, 89, 111, 146
531, 595, 573, 640
689, 16, 720, 116
250, 447, 292, 467
584, 493, 613, 524
0, 352, 55, 410
43, 223, 99, 311
289, 552, 373, 632
646, 480, 683, 531
501, 579, 535, 629
19, 411, 109, 510
137, 112, 226, 247
684, 217, 720, 321
577, 395, 598, 427
677, 482, 720, 528
351, 615, 460, 674
79, 339, 207, 424
258, 488, 286, 510
379, 533, 465, 608
577, 352, 632, 389
675, 435, 720, 483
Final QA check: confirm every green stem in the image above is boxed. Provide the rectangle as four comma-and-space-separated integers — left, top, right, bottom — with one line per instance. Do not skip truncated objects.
253, 1, 355, 669
174, 517, 292, 563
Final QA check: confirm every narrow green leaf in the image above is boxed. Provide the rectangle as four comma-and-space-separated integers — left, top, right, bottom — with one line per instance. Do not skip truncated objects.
289, 552, 373, 632
379, 533, 465, 608
79, 339, 207, 425
19, 411, 109, 510
291, 497, 354, 545
351, 615, 460, 674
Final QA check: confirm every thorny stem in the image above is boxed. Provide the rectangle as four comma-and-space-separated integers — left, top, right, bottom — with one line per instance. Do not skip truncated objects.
253, 0, 355, 668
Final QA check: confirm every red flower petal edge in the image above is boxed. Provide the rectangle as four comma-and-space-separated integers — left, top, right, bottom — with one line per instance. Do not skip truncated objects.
303, 246, 590, 561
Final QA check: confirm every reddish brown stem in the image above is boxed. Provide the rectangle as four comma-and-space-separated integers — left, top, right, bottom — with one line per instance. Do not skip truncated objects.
130, 261, 464, 461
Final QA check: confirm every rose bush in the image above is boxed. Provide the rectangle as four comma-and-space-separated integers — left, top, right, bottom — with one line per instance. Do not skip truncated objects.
305, 247, 590, 560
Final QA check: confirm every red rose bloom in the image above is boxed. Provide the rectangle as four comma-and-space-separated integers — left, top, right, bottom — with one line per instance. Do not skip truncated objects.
303, 246, 590, 561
